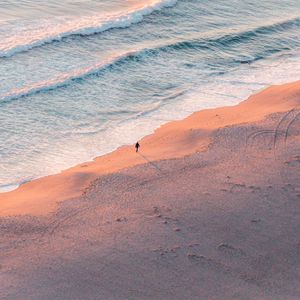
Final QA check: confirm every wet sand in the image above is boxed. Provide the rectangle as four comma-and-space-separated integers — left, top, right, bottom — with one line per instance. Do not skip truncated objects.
0, 81, 300, 299
1, 81, 300, 217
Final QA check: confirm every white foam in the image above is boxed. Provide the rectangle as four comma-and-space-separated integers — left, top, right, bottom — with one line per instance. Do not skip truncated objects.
0, 0, 177, 58
1, 48, 299, 193
0, 51, 136, 102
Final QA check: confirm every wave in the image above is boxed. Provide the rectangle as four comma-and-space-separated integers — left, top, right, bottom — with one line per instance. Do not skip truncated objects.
167, 16, 300, 50
0, 43, 190, 104
2, 14, 299, 104
148, 17, 300, 66
0, 51, 140, 103
125, 16, 299, 58
2, 6, 298, 61
0, 0, 177, 58
212, 16, 300, 46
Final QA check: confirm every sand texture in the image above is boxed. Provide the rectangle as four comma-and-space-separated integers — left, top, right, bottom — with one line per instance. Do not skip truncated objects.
0, 81, 300, 299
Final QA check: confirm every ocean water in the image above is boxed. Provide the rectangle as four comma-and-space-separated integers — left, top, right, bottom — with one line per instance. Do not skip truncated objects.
0, 0, 300, 192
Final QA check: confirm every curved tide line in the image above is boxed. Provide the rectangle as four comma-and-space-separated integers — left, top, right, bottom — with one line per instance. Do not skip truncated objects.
157, 16, 300, 60
0, 40, 192, 103
0, 51, 139, 103
2, 16, 300, 105
212, 16, 300, 45
0, 0, 177, 58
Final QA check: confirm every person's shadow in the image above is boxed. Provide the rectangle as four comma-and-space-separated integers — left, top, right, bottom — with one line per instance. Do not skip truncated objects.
137, 152, 163, 173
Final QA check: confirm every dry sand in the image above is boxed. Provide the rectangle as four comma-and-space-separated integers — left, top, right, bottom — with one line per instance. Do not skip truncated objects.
0, 81, 300, 299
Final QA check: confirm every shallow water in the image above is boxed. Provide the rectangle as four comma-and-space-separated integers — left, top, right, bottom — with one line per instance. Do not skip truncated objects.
0, 0, 300, 191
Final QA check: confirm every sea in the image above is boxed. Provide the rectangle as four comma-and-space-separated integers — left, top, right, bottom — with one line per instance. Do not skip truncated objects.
0, 0, 300, 192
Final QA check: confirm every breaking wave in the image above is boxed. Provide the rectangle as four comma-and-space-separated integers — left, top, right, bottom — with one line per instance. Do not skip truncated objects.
0, 0, 177, 58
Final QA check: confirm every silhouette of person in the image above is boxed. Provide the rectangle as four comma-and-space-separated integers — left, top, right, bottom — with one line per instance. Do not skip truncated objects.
135, 141, 140, 153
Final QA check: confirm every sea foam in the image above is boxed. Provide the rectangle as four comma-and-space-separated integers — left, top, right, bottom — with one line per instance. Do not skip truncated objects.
0, 0, 177, 58
0, 52, 135, 102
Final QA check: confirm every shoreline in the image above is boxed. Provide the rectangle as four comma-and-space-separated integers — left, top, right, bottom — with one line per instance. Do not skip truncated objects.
0, 89, 256, 195
0, 80, 299, 216
1, 79, 300, 299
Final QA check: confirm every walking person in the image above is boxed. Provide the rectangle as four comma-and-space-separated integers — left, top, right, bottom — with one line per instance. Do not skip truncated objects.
135, 141, 140, 153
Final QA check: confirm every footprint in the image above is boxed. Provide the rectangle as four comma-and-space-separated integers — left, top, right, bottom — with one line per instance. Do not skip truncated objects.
154, 246, 180, 258
217, 243, 245, 257
251, 219, 261, 223
228, 183, 246, 193
116, 217, 127, 222
188, 242, 200, 248
187, 253, 231, 274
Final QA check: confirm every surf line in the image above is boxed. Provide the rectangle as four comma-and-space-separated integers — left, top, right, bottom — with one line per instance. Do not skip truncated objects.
0, 0, 178, 58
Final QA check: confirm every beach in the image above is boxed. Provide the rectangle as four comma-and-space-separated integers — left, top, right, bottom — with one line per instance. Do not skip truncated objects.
1, 81, 300, 299
2, 0, 300, 195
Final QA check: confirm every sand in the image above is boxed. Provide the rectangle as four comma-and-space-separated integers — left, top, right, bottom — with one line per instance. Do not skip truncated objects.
0, 81, 300, 299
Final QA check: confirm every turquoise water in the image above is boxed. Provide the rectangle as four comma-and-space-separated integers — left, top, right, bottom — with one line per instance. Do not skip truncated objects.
0, 0, 300, 191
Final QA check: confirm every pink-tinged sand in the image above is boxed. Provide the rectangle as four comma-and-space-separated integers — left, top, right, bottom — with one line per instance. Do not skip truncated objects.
1, 81, 300, 299
0, 81, 300, 216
